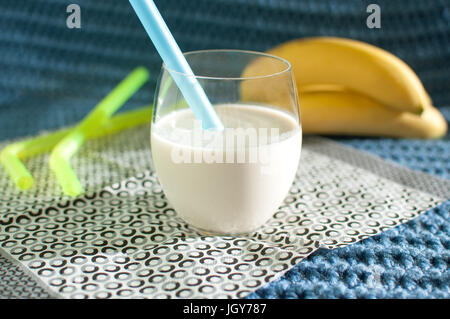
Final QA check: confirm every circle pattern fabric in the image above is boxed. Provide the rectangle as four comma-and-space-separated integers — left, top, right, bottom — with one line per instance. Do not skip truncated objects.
0, 128, 442, 298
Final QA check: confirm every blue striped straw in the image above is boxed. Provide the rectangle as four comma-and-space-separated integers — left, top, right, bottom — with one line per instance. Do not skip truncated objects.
129, 0, 224, 130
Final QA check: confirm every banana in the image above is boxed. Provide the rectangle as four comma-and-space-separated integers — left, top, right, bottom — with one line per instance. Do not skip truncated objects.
240, 37, 447, 138
299, 90, 447, 139
242, 37, 430, 114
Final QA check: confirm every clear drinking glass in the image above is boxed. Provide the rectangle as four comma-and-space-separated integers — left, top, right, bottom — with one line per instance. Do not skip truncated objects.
151, 50, 302, 235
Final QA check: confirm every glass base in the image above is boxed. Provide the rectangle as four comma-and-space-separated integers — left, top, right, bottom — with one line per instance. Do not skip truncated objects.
188, 223, 264, 237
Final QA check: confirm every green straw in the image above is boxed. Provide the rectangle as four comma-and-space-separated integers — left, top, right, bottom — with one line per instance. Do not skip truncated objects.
1, 130, 68, 189
49, 67, 149, 196
0, 66, 189, 195
0, 106, 153, 192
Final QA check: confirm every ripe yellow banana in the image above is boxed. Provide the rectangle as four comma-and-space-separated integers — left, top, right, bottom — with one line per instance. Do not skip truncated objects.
299, 90, 447, 139
242, 37, 430, 114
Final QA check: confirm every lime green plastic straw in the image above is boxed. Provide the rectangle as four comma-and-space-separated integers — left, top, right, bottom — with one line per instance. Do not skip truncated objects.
49, 67, 149, 196
1, 129, 68, 190
0, 70, 176, 193
0, 106, 153, 191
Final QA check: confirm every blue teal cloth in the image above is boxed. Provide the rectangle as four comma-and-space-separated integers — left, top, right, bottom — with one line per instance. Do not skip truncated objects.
0, 0, 449, 298
249, 128, 450, 298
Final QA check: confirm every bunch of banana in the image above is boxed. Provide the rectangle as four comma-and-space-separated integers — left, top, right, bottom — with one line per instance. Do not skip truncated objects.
241, 37, 447, 138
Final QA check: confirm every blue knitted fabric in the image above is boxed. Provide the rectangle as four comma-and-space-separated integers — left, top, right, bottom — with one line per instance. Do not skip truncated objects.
248, 110, 450, 298
0, 0, 449, 298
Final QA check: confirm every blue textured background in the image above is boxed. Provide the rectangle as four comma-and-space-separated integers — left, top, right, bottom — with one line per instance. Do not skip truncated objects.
0, 0, 448, 298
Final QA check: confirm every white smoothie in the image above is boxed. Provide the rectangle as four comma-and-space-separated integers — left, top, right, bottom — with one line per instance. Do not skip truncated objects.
151, 104, 302, 234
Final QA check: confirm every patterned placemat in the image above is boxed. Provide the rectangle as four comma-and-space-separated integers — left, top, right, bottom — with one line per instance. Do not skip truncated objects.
0, 127, 447, 298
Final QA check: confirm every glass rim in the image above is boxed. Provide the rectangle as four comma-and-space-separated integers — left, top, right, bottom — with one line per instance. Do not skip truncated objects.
161, 49, 292, 80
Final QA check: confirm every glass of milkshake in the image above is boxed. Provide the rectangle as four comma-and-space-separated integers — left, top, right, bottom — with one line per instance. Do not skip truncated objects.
151, 50, 302, 235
